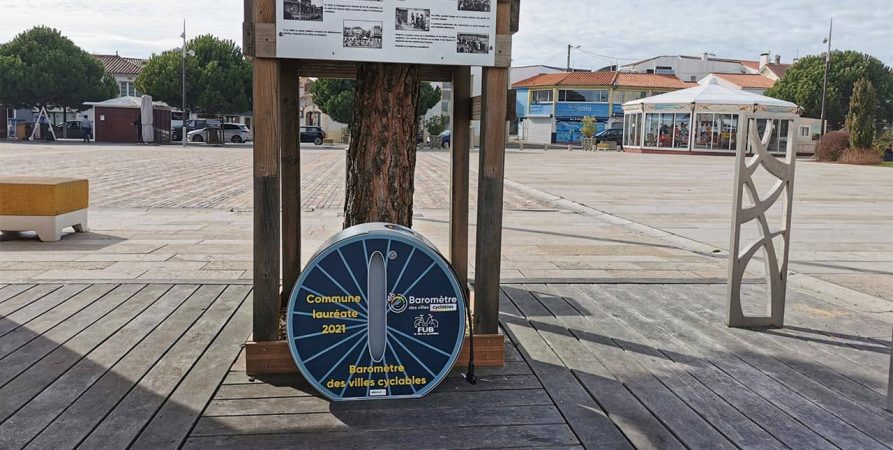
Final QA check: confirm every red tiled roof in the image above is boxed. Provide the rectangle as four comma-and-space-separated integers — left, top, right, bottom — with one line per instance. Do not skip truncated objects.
613, 73, 690, 89
512, 72, 689, 89
712, 73, 776, 89
93, 54, 146, 75
740, 60, 761, 71
763, 63, 791, 78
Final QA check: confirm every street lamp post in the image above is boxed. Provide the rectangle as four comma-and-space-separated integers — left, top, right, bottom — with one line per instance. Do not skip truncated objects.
566, 44, 580, 72
820, 17, 833, 136
180, 21, 195, 146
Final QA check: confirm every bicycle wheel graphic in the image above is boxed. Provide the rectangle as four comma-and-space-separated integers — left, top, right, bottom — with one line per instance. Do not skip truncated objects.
286, 223, 467, 401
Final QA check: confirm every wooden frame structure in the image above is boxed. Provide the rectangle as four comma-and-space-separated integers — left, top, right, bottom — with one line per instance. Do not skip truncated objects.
243, 0, 520, 375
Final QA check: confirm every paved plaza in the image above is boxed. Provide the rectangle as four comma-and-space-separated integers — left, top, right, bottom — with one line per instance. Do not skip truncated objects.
1, 142, 890, 304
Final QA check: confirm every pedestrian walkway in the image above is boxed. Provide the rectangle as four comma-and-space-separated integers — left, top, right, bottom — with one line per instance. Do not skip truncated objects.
0, 282, 889, 448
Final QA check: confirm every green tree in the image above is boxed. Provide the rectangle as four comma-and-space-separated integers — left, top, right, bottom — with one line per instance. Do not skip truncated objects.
580, 116, 597, 138
424, 114, 448, 137
0, 26, 117, 109
845, 78, 877, 149
418, 82, 442, 117
765, 50, 893, 129
136, 35, 251, 114
308, 79, 441, 127
308, 79, 356, 125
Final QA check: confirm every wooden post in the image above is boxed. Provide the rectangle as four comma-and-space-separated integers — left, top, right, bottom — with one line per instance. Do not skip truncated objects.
450, 67, 471, 290
280, 61, 301, 307
473, 0, 511, 335
252, 0, 282, 342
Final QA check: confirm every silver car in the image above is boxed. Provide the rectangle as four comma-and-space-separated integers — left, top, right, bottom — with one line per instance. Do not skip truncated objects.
187, 123, 252, 143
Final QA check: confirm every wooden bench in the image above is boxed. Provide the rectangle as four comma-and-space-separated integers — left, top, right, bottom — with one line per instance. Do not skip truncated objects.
0, 177, 89, 241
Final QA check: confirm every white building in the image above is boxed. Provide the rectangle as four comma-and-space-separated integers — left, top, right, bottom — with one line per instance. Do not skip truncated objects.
93, 53, 148, 98
620, 54, 756, 83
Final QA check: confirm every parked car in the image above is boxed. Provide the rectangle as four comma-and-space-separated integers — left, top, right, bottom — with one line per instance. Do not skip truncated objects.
187, 123, 252, 143
439, 130, 451, 148
53, 121, 87, 139
300, 126, 326, 145
173, 119, 220, 141
595, 128, 624, 148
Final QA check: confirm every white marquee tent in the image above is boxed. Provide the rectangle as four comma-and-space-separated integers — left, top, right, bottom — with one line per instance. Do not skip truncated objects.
621, 79, 802, 154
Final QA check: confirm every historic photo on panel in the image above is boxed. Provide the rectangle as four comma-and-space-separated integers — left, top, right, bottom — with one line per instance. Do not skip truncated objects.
457, 0, 490, 12
284, 0, 323, 21
343, 20, 383, 49
395, 8, 430, 32
457, 33, 489, 54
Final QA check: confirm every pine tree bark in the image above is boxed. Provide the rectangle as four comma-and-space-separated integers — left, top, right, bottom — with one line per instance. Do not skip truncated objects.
344, 63, 422, 228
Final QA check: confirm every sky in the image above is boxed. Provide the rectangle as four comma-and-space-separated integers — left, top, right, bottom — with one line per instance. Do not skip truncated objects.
2, 0, 891, 68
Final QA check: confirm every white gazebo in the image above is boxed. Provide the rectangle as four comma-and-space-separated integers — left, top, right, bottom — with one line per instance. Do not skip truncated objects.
621, 79, 802, 154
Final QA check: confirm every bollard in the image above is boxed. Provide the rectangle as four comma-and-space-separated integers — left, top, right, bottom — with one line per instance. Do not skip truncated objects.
568, 144, 572, 151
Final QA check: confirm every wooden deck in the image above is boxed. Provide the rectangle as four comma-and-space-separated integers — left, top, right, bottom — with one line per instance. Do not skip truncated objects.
0, 282, 890, 449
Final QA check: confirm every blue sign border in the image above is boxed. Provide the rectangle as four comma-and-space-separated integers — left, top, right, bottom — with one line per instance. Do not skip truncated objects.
286, 228, 467, 401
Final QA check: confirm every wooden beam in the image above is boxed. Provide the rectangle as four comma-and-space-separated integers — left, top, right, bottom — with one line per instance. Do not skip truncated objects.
289, 61, 454, 82
242, 0, 254, 58
280, 60, 300, 307
473, 0, 512, 335
252, 0, 282, 342
245, 335, 505, 375
450, 67, 472, 290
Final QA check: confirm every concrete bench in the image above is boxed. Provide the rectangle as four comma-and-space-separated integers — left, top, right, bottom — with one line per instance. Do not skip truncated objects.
0, 177, 89, 241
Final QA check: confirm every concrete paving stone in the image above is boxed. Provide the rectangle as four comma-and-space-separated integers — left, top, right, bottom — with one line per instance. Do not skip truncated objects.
605, 270, 703, 279
0, 261, 115, 270
169, 254, 252, 263
203, 261, 253, 271
0, 270, 49, 282
517, 269, 613, 279
0, 253, 91, 262
811, 274, 893, 301
77, 253, 175, 262
34, 269, 147, 280
104, 261, 208, 272
137, 270, 244, 280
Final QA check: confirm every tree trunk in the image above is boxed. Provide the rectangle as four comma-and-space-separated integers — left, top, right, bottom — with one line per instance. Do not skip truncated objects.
344, 63, 422, 228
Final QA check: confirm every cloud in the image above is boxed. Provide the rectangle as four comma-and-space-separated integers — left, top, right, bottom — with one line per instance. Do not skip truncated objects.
1, 0, 890, 67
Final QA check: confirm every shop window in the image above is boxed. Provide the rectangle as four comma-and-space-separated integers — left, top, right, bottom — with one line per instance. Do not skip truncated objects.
532, 90, 553, 104
558, 89, 608, 103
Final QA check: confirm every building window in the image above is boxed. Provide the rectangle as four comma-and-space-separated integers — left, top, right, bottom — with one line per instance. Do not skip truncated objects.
558, 89, 608, 103
614, 91, 646, 104
799, 125, 810, 137
532, 90, 553, 104
118, 81, 140, 97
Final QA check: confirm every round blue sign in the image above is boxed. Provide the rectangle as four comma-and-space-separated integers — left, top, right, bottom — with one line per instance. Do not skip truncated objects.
286, 223, 467, 401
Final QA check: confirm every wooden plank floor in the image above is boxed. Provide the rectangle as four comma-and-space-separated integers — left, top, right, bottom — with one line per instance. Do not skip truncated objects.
0, 283, 251, 449
0, 282, 890, 449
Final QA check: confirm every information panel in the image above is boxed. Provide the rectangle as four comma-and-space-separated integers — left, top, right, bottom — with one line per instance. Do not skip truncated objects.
287, 223, 467, 401
276, 0, 497, 66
